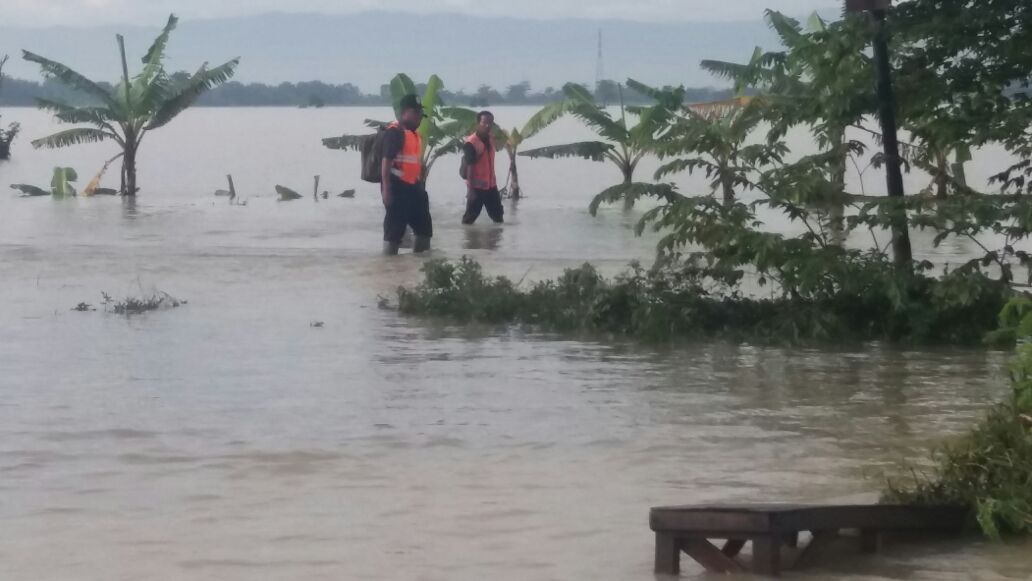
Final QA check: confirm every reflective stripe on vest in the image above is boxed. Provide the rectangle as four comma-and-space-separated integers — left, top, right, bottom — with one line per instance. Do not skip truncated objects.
388, 122, 422, 184
465, 133, 496, 190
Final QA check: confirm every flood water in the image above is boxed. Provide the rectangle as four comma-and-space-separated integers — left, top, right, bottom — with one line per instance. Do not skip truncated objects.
0, 107, 1030, 580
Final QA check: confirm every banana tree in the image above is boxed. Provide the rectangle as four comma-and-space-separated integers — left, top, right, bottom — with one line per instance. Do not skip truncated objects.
520, 82, 678, 210
23, 14, 239, 195
322, 74, 468, 182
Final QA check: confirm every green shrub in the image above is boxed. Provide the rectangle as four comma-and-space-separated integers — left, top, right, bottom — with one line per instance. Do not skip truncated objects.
884, 339, 1032, 538
396, 257, 1012, 345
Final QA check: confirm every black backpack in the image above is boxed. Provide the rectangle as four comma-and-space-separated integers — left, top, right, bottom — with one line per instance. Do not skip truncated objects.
360, 128, 388, 183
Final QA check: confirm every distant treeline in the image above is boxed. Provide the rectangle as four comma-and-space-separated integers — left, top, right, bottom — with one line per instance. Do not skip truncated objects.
0, 75, 735, 108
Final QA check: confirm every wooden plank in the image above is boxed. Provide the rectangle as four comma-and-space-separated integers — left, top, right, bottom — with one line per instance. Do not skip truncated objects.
650, 508, 773, 533
771, 505, 966, 533
752, 535, 782, 577
654, 532, 680, 575
682, 538, 745, 574
652, 504, 966, 535
722, 538, 746, 558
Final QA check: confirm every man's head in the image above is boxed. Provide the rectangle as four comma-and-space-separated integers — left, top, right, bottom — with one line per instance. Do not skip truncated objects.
476, 110, 494, 139
398, 94, 424, 131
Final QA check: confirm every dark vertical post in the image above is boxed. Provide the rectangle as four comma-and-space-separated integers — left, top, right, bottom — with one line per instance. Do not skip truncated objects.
654, 532, 681, 574
870, 9, 913, 268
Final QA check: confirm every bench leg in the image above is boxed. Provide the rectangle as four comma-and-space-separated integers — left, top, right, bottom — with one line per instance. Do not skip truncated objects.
654, 532, 680, 575
752, 536, 782, 577
860, 529, 881, 554
794, 529, 839, 570
682, 539, 744, 574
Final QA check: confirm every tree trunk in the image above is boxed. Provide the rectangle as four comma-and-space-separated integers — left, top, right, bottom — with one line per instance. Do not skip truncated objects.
508, 158, 521, 200
934, 153, 949, 198
122, 147, 138, 196
720, 174, 735, 206
622, 169, 634, 211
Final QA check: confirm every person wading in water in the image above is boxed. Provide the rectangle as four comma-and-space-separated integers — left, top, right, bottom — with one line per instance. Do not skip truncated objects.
461, 111, 504, 225
382, 94, 432, 255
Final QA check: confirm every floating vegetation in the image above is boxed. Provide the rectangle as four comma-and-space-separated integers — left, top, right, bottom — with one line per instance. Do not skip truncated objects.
100, 291, 187, 316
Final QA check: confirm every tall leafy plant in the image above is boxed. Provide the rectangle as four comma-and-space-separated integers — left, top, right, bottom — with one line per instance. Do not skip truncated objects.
23, 14, 240, 195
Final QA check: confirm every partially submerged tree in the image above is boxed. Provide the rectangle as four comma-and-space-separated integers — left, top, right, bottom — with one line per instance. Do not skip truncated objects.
23, 15, 239, 195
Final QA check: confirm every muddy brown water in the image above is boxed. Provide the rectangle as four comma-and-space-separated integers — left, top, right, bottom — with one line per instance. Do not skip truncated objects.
0, 107, 1029, 580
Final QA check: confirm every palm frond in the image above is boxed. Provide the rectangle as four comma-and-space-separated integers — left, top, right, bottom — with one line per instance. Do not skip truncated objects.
521, 100, 568, 140
519, 141, 614, 161
561, 82, 596, 104
145, 58, 239, 130
589, 182, 682, 216
22, 50, 114, 105
31, 127, 117, 149
34, 98, 121, 135
141, 14, 178, 72
765, 10, 805, 48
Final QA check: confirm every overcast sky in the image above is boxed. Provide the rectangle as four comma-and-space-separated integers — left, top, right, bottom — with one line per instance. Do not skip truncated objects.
4, 0, 843, 27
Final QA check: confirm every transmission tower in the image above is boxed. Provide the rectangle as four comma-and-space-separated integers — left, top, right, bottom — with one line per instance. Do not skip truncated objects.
595, 28, 604, 95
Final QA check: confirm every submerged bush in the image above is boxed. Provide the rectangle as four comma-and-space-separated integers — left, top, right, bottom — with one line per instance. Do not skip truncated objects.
396, 257, 1012, 345
885, 321, 1032, 537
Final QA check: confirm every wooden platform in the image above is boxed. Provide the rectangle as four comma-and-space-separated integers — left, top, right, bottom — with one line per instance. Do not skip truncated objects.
650, 504, 967, 577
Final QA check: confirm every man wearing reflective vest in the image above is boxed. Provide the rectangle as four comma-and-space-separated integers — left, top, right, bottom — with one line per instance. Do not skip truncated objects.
461, 110, 504, 225
381, 94, 432, 255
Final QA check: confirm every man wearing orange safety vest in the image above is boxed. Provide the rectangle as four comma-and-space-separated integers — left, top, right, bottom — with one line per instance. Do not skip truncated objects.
461, 111, 504, 225
381, 94, 432, 255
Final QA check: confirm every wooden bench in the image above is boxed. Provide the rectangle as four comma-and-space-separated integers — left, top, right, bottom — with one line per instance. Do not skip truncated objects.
650, 504, 967, 577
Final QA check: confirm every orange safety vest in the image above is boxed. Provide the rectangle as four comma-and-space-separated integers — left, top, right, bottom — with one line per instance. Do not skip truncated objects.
465, 133, 496, 190
388, 122, 422, 185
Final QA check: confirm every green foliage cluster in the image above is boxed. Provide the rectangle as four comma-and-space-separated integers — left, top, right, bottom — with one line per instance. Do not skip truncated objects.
396, 256, 1010, 346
